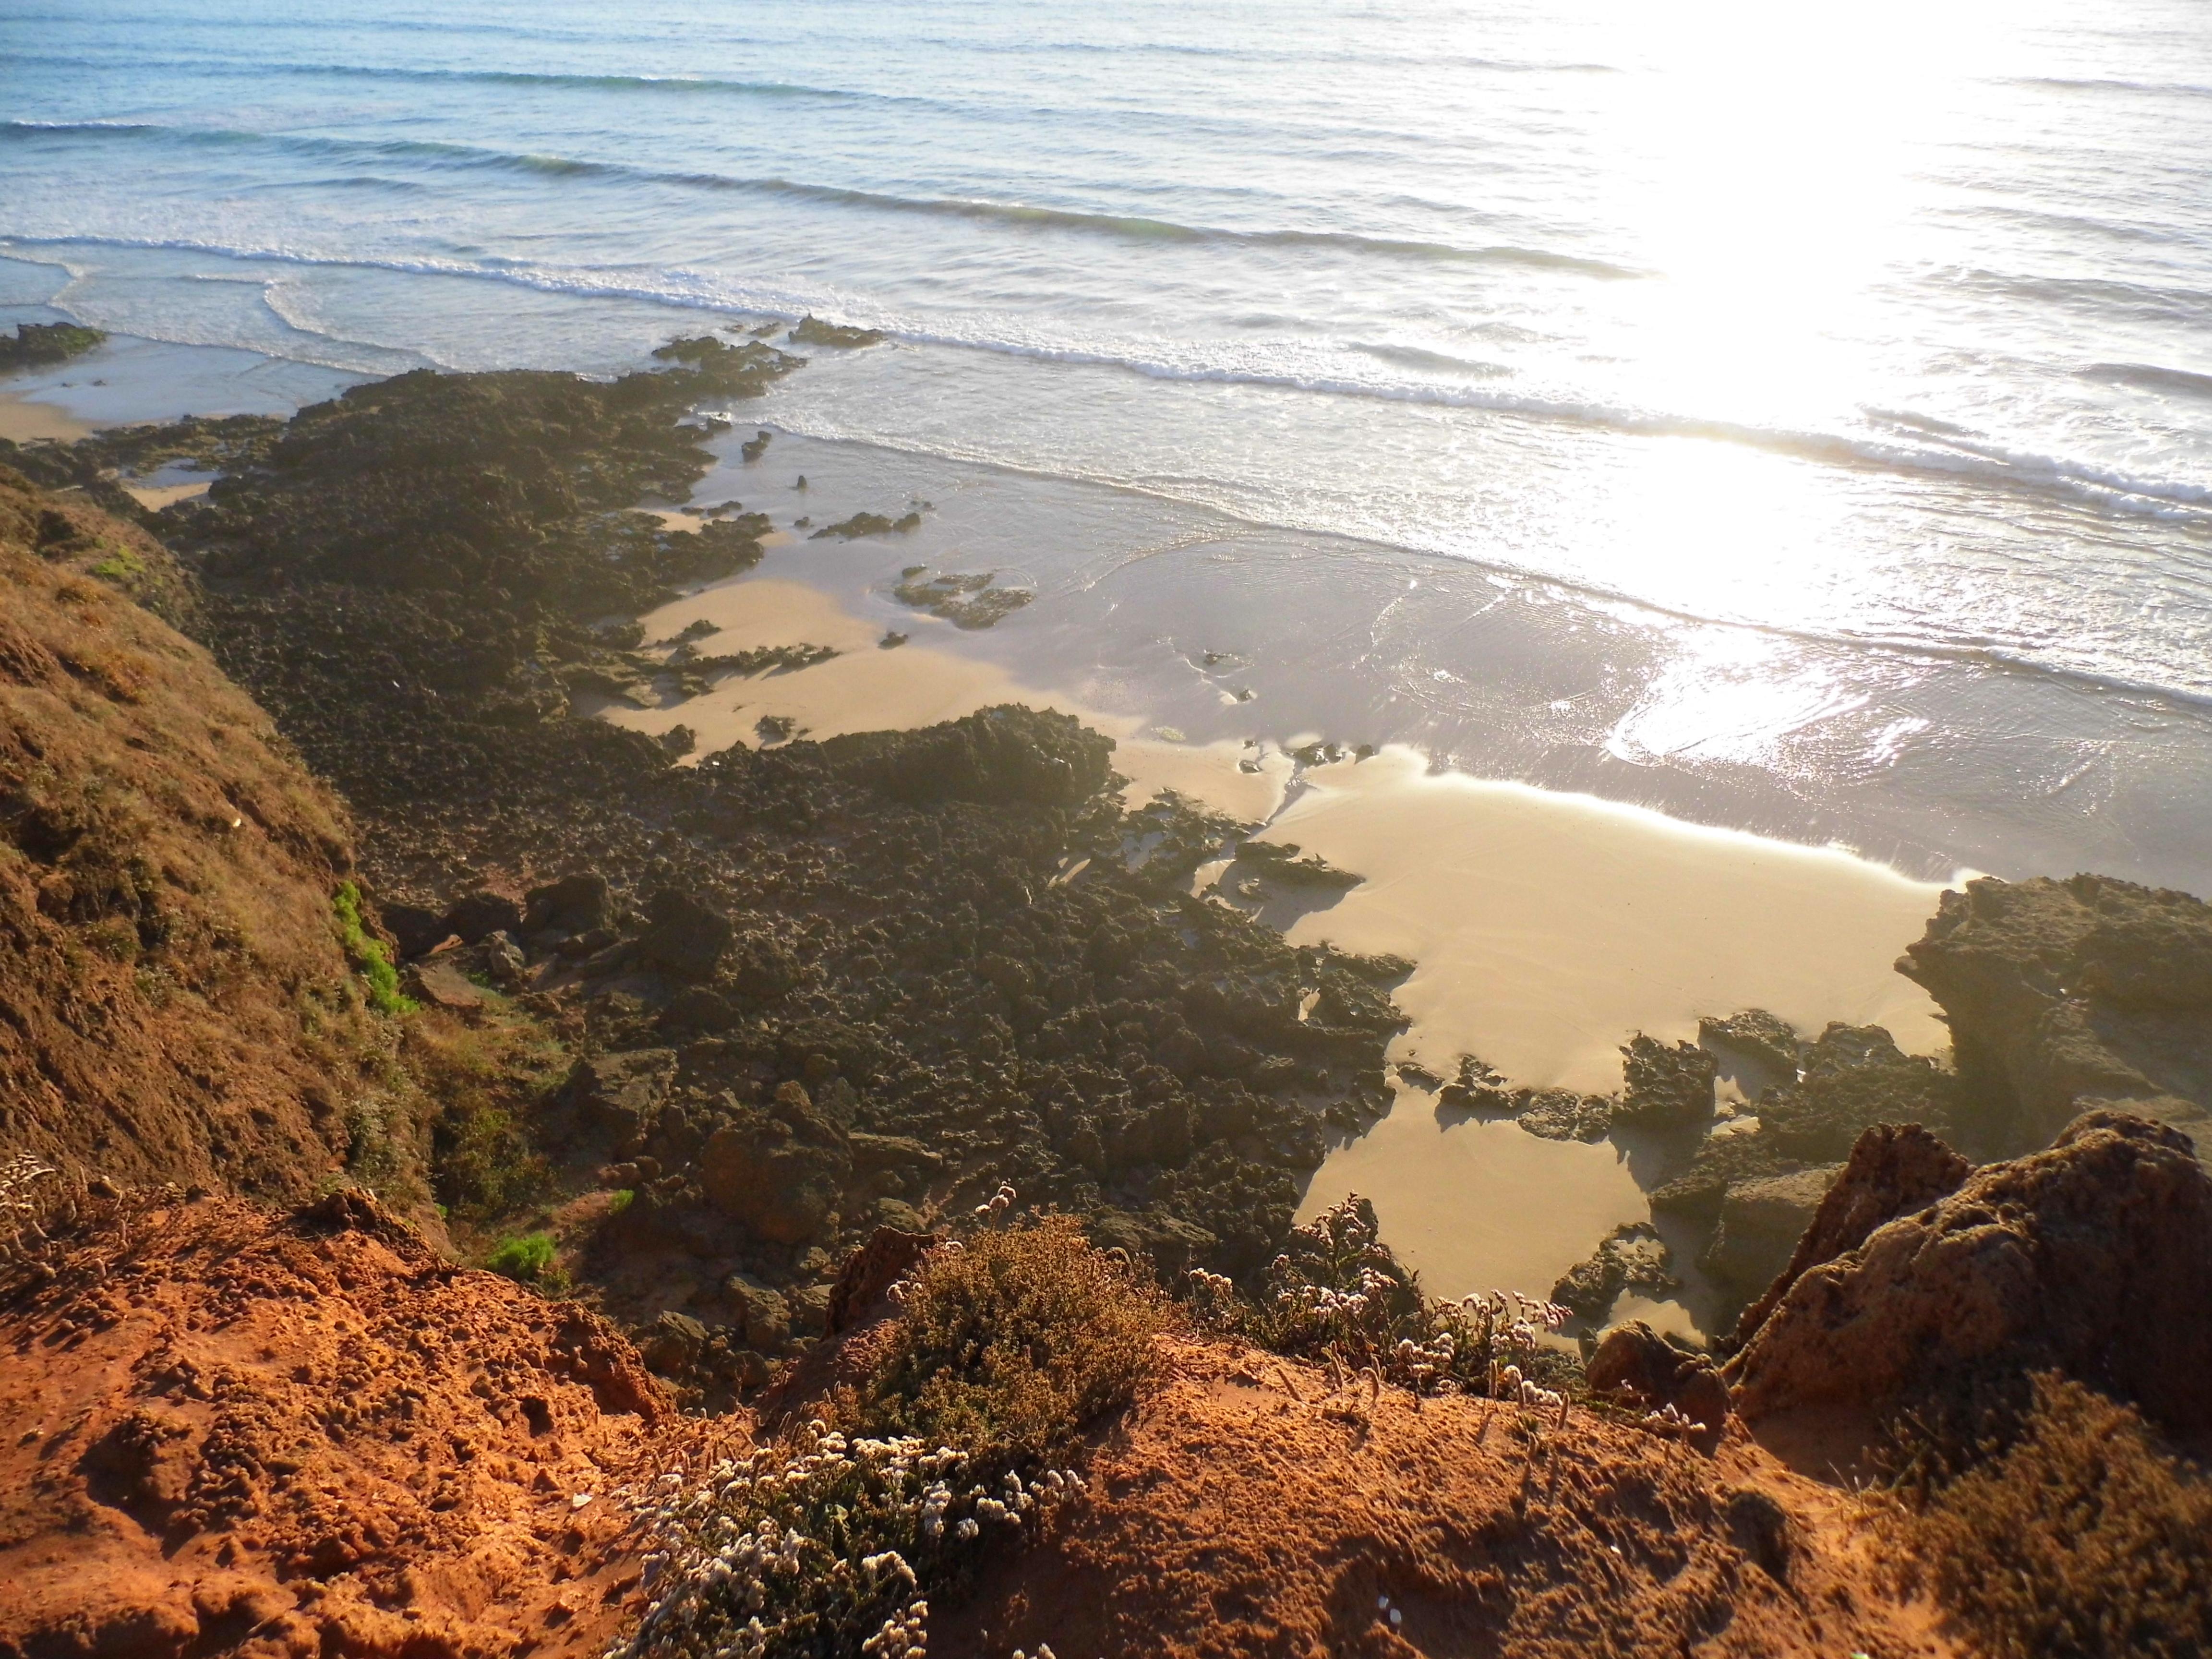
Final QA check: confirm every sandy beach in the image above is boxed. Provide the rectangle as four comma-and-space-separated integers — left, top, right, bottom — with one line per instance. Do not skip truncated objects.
0, 391, 89, 444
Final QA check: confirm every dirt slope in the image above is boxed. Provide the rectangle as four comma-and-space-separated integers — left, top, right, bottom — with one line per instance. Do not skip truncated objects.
0, 1187, 668, 1659
0, 467, 381, 1197
935, 1337, 1947, 1659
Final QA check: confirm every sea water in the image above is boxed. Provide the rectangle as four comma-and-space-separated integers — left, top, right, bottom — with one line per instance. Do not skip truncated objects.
3, 0, 2211, 890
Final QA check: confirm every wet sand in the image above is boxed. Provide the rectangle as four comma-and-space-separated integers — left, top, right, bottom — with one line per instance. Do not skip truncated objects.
121, 481, 211, 512
603, 574, 1294, 822
0, 392, 89, 443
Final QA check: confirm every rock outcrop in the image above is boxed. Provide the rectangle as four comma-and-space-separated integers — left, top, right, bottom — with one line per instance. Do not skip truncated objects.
1900, 874, 2212, 1160
698, 1081, 851, 1243
1726, 1123, 1969, 1352
1586, 1320, 1731, 1443
1728, 1109, 2212, 1433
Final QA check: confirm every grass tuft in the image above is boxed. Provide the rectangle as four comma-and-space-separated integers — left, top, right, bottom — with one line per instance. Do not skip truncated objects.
486, 1230, 561, 1286
333, 880, 414, 1015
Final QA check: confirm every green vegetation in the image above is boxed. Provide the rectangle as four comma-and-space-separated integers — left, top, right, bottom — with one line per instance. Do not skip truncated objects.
485, 1231, 560, 1285
855, 1215, 1170, 1460
403, 1009, 562, 1221
1888, 1374, 2212, 1658
332, 880, 413, 1015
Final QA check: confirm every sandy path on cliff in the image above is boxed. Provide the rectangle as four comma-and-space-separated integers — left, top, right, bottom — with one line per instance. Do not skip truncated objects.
0, 1190, 673, 1659
936, 1335, 1951, 1659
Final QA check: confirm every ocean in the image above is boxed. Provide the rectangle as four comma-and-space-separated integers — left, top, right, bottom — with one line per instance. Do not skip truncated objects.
5, 0, 2211, 890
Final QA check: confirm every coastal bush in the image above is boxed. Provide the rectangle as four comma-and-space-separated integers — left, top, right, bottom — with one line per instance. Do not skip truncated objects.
1190, 1195, 1579, 1402
332, 881, 413, 1015
610, 1423, 1081, 1659
1888, 1374, 2212, 1658
855, 1216, 1170, 1460
486, 1230, 560, 1285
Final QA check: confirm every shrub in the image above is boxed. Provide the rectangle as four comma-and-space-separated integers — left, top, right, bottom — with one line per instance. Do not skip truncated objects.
611, 1424, 1082, 1659
1192, 1194, 1580, 1402
856, 1215, 1169, 1460
486, 1231, 559, 1285
1890, 1374, 2212, 1658
332, 880, 413, 1015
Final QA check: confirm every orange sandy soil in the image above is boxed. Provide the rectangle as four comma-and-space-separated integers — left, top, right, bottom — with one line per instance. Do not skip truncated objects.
0, 1191, 675, 1659
939, 1338, 1952, 1659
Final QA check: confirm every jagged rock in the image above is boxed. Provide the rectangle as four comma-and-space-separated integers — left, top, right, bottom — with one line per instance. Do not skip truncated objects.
565, 1048, 678, 1140
1899, 874, 2212, 1159
849, 1132, 944, 1178
787, 1282, 835, 1336
824, 1225, 938, 1335
698, 1082, 850, 1244
1701, 1166, 1840, 1296
476, 929, 527, 990
1613, 1034, 1718, 1130
445, 890, 523, 946
1517, 1089, 1613, 1142
524, 871, 609, 937
406, 958, 484, 1012
1727, 1123, 1970, 1353
1697, 1010, 1803, 1075
1088, 1208, 1219, 1274
1551, 1223, 1677, 1325
1728, 1109, 2212, 1433
1586, 1321, 1730, 1443
633, 887, 733, 981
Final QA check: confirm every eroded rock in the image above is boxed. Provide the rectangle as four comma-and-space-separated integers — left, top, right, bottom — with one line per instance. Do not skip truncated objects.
1728, 1108, 2212, 1433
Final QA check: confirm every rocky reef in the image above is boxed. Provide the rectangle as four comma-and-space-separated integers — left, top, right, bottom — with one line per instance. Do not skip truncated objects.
0, 321, 105, 371
1900, 873, 2212, 1161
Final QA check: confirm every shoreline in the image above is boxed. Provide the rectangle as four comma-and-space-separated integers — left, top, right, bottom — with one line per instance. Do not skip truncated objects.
601, 562, 1956, 1313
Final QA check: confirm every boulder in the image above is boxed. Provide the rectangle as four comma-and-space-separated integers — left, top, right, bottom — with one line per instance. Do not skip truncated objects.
1898, 874, 2212, 1160
698, 1083, 850, 1244
445, 890, 523, 946
1727, 1110, 2212, 1434
378, 901, 450, 961
1700, 1166, 1840, 1297
1613, 1034, 1717, 1130
1586, 1321, 1730, 1444
524, 871, 610, 937
1726, 1123, 1969, 1352
406, 958, 484, 1012
564, 1048, 677, 1141
634, 888, 734, 982
722, 1274, 793, 1350
732, 932, 799, 1000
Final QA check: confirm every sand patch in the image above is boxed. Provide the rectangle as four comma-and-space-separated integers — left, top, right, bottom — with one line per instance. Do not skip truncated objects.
121, 480, 210, 511
1265, 748, 1948, 1092
0, 393, 90, 443
605, 576, 1287, 821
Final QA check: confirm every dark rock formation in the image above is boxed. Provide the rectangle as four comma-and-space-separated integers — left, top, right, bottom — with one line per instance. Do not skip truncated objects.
1613, 1034, 1718, 1130
789, 316, 887, 349
823, 1225, 938, 1334
1587, 1321, 1730, 1443
525, 871, 610, 938
1551, 1223, 1676, 1325
564, 1049, 678, 1141
1696, 1010, 1803, 1075
1899, 874, 2212, 1160
0, 322, 104, 370
445, 890, 523, 946
1728, 1109, 2212, 1434
1725, 1123, 1969, 1353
